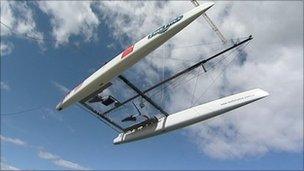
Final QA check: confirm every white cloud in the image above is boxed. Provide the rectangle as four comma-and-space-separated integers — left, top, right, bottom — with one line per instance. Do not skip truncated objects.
37, 1, 99, 45
1, 81, 10, 91
41, 107, 64, 122
1, 157, 20, 170
38, 150, 58, 160
37, 149, 89, 170
0, 41, 14, 56
0, 1, 44, 42
54, 159, 89, 170
0, 162, 20, 170
99, 1, 189, 45
0, 135, 27, 146
51, 81, 70, 94
1, 1, 15, 36
96, 1, 303, 159
1, 134, 88, 170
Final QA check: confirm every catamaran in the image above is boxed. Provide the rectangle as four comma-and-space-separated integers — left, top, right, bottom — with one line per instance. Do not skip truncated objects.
56, 1, 268, 144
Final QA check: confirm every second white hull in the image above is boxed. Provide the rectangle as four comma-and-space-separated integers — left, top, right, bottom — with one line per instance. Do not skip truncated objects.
113, 89, 269, 144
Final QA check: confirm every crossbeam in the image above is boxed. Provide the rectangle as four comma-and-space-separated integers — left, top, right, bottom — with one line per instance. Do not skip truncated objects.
118, 75, 169, 116
79, 102, 124, 132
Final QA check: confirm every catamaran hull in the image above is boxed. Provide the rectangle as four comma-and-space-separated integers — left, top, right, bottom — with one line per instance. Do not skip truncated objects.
113, 89, 269, 144
56, 2, 215, 111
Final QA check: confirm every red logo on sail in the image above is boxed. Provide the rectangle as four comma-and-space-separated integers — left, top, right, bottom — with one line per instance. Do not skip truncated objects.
121, 45, 134, 58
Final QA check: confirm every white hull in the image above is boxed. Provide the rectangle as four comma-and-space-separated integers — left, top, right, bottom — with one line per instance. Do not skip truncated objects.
113, 89, 269, 144
56, 2, 215, 110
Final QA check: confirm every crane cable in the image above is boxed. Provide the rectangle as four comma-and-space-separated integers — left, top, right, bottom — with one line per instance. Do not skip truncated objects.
1, 106, 43, 117
1, 20, 54, 42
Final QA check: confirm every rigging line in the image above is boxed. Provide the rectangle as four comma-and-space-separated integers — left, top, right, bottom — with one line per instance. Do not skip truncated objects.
168, 69, 196, 90
206, 53, 232, 95
192, 41, 251, 105
146, 57, 199, 98
190, 42, 249, 105
171, 37, 247, 49
154, 45, 235, 88
1, 106, 43, 117
158, 43, 235, 63
165, 57, 200, 62
161, 45, 165, 104
148, 70, 198, 103
148, 69, 196, 99
149, 60, 217, 99
148, 43, 243, 99
162, 68, 197, 90
0, 20, 56, 42
206, 47, 239, 70
150, 60, 213, 99
207, 44, 240, 83
205, 52, 233, 82
166, 44, 236, 87
192, 52, 239, 105
190, 67, 201, 107
172, 41, 226, 49
156, 44, 232, 63
151, 41, 248, 101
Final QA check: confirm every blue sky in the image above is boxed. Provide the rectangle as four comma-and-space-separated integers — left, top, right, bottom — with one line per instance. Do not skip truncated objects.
1, 1, 303, 170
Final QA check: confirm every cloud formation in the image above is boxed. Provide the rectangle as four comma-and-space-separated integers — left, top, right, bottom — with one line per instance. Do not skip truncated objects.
37, 1, 99, 45
1, 81, 10, 91
51, 81, 70, 94
0, 1, 43, 42
0, 161, 20, 170
0, 41, 14, 56
38, 150, 89, 170
1, 1, 44, 58
0, 135, 27, 146
1, 134, 88, 170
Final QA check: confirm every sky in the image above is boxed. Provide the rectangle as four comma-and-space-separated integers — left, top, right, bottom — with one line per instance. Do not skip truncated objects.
1, 1, 303, 170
